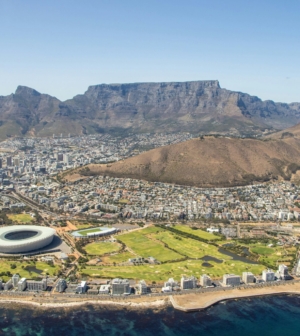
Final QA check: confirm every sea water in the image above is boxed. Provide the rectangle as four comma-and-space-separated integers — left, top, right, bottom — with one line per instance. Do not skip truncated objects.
1, 295, 300, 336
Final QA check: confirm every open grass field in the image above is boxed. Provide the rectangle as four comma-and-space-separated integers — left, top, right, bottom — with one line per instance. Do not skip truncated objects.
0, 260, 61, 282
84, 242, 121, 256
173, 225, 221, 240
81, 259, 264, 282
102, 251, 136, 264
118, 227, 183, 262
7, 213, 34, 223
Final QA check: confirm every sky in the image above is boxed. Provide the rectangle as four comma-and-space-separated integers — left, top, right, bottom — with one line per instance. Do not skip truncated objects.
0, 0, 300, 103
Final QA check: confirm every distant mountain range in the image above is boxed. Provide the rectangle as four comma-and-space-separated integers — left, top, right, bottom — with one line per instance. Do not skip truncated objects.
0, 81, 300, 139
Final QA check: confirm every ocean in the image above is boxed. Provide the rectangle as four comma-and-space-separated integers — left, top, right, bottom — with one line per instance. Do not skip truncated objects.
1, 295, 300, 336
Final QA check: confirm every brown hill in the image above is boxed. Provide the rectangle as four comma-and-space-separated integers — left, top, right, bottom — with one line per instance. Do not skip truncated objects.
64, 137, 300, 187
268, 122, 300, 139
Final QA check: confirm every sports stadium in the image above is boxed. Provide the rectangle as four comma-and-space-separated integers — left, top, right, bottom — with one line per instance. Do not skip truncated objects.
0, 225, 55, 254
71, 226, 117, 239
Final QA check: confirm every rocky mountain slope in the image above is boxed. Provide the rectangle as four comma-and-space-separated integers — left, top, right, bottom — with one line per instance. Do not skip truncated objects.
66, 137, 300, 187
0, 81, 300, 139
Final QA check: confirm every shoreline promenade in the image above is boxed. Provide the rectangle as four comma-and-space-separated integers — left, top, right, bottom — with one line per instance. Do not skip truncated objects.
171, 282, 300, 311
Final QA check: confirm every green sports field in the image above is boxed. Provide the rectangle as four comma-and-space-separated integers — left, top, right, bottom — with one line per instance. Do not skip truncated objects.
84, 242, 120, 255
77, 228, 103, 236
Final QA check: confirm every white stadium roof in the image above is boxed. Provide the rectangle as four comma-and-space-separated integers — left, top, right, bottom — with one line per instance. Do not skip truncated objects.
0, 225, 55, 254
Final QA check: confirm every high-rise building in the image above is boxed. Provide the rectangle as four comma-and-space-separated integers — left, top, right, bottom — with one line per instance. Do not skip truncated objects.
76, 281, 87, 294
242, 272, 255, 284
222, 274, 241, 287
276, 264, 290, 280
137, 280, 148, 294
200, 274, 212, 287
0, 158, 2, 169
6, 156, 12, 167
262, 269, 275, 282
56, 279, 67, 293
111, 278, 130, 295
18, 278, 27, 291
0, 279, 2, 290
12, 274, 20, 287
13, 158, 20, 167
181, 276, 197, 290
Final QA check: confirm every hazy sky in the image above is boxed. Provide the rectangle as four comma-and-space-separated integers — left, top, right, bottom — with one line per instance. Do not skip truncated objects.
1, 0, 299, 102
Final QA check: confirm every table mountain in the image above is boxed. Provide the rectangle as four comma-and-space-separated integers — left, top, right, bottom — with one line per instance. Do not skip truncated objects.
0, 81, 300, 139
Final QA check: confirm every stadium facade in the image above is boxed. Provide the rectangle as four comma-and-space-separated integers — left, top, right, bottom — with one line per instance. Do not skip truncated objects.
0, 225, 55, 253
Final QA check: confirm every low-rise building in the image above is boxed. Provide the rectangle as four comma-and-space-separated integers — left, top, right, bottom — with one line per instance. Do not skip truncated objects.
4, 279, 12, 291
242, 272, 254, 284
200, 274, 212, 287
27, 279, 47, 291
111, 278, 130, 295
222, 274, 241, 287
99, 285, 110, 294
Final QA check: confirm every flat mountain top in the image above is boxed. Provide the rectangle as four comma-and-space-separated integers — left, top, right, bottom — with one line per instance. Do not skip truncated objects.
64, 136, 300, 187
0, 81, 300, 139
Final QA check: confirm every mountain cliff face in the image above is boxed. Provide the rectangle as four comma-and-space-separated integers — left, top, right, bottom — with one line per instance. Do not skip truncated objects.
0, 81, 299, 139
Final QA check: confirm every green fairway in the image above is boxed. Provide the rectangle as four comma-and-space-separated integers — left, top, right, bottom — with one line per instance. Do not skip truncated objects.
173, 225, 221, 240
118, 227, 183, 262
84, 242, 120, 256
0, 260, 61, 282
7, 213, 34, 223
251, 246, 274, 255
102, 251, 136, 264
81, 259, 264, 282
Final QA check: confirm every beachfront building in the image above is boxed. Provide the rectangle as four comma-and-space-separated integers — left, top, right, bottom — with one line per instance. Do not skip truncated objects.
18, 278, 27, 291
276, 264, 290, 280
222, 274, 241, 287
99, 285, 110, 294
56, 279, 67, 293
4, 279, 12, 291
162, 278, 179, 293
200, 274, 212, 287
12, 274, 20, 287
262, 269, 275, 282
181, 276, 197, 290
137, 280, 148, 294
27, 279, 47, 291
111, 278, 130, 295
76, 281, 87, 294
242, 272, 255, 284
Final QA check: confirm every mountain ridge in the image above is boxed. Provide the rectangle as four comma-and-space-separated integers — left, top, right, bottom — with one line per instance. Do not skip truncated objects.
0, 81, 300, 139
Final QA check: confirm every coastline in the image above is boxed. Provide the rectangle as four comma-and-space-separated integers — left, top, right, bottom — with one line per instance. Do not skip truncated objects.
0, 297, 169, 310
2, 282, 300, 311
